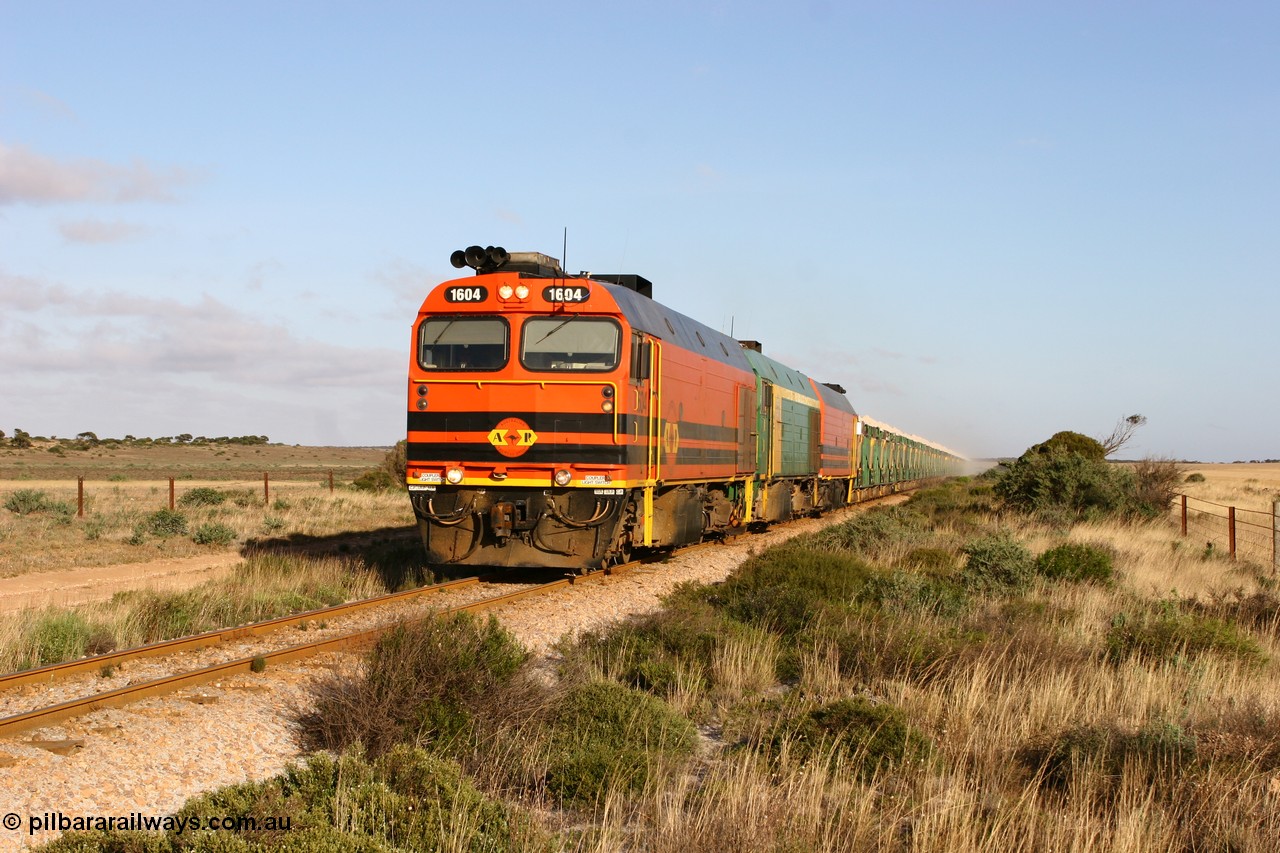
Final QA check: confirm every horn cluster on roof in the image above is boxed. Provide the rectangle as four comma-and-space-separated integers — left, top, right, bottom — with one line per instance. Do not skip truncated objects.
450, 245, 511, 273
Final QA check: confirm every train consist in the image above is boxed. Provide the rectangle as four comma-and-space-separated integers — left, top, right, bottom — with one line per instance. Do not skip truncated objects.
405, 246, 962, 569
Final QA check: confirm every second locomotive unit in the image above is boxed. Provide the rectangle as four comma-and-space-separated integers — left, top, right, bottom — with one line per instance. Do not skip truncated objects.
405, 246, 960, 570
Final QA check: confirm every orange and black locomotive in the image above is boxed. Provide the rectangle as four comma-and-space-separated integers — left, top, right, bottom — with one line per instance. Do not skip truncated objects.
405, 246, 960, 570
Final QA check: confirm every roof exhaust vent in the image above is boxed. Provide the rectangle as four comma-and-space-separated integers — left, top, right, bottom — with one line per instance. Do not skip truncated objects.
738, 340, 763, 353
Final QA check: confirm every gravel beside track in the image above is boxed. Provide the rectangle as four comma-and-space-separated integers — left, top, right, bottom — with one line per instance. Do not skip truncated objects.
0, 501, 893, 851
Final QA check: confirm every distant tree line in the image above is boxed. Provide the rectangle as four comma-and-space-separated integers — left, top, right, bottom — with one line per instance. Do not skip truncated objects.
0, 429, 271, 449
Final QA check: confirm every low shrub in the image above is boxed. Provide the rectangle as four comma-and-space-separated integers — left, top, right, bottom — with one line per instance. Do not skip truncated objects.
43, 747, 551, 852
810, 506, 930, 557
192, 522, 236, 546
5, 489, 49, 515
1105, 601, 1266, 667
1036, 542, 1116, 585
145, 508, 188, 538
27, 612, 94, 668
297, 613, 534, 757
177, 487, 226, 508
1184, 472, 1206, 483
708, 544, 875, 635
756, 696, 933, 778
856, 570, 969, 618
961, 532, 1036, 594
1019, 720, 1197, 795
543, 679, 697, 805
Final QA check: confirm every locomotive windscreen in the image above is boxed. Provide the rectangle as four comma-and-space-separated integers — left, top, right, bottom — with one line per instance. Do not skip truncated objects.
418, 317, 509, 371
520, 317, 621, 371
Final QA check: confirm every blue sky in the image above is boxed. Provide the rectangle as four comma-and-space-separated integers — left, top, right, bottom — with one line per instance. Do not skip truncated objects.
2, 1, 1276, 460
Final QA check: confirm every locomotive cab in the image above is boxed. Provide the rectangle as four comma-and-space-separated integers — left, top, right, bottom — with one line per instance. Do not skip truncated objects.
406, 249, 646, 568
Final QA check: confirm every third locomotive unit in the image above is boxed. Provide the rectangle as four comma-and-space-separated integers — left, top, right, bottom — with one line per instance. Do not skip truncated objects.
405, 246, 961, 570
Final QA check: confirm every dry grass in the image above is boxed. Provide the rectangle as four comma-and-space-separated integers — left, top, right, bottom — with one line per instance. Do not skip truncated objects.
0, 553, 398, 672
558, 469, 1280, 851
0, 481, 415, 576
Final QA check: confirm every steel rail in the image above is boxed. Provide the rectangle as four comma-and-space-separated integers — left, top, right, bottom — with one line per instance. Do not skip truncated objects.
0, 566, 628, 739
0, 575, 484, 692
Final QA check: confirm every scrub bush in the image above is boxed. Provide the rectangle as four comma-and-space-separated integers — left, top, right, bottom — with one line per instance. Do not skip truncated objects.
5, 489, 51, 515
961, 532, 1036, 594
192, 522, 236, 546
754, 696, 933, 778
995, 449, 1138, 519
1019, 720, 1197, 795
145, 508, 189, 537
1035, 542, 1116, 584
178, 487, 226, 507
543, 679, 697, 805
298, 613, 532, 757
1105, 601, 1265, 667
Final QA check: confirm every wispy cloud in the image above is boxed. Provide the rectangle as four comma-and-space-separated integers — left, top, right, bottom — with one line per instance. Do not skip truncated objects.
58, 218, 147, 244
0, 142, 196, 205
0, 273, 400, 389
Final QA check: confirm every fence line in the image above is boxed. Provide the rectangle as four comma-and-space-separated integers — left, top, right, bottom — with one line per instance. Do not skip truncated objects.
35, 472, 340, 517
1174, 492, 1279, 571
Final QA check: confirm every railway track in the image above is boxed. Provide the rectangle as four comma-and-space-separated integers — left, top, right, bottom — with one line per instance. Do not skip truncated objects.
0, 490, 917, 742
0, 559, 650, 740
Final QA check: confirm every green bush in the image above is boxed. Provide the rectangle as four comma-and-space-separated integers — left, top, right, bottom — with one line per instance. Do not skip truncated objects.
1023, 431, 1107, 462
810, 506, 930, 557
192, 522, 236, 546
856, 570, 969, 618
43, 747, 550, 852
995, 450, 1138, 519
28, 612, 94, 667
298, 613, 532, 757
1105, 601, 1266, 666
1184, 472, 1206, 483
708, 544, 875, 635
1019, 720, 1197, 794
961, 532, 1036, 594
5, 489, 56, 515
1036, 542, 1116, 584
178, 487, 226, 508
352, 441, 408, 492
145, 508, 188, 537
570, 590, 726, 698
543, 679, 697, 805
758, 696, 933, 778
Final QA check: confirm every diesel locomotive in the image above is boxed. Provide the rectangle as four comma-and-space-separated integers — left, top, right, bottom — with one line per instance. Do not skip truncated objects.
405, 246, 961, 570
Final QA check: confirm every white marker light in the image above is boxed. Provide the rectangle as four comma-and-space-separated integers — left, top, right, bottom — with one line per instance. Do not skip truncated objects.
445, 466, 465, 485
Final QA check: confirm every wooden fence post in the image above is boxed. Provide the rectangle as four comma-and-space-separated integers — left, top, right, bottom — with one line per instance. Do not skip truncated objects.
1272, 499, 1278, 575
169, 477, 175, 510
1228, 506, 1236, 561
263, 473, 270, 505
77, 476, 84, 518
328, 471, 334, 494
1180, 494, 1187, 536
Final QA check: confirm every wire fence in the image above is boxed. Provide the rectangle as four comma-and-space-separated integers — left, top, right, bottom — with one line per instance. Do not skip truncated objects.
1173, 492, 1280, 571
41, 473, 340, 517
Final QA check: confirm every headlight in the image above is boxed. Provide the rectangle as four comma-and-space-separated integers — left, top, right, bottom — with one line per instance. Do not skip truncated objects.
498, 284, 514, 299
553, 469, 572, 486
445, 466, 465, 485
515, 284, 530, 299
601, 400, 614, 413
